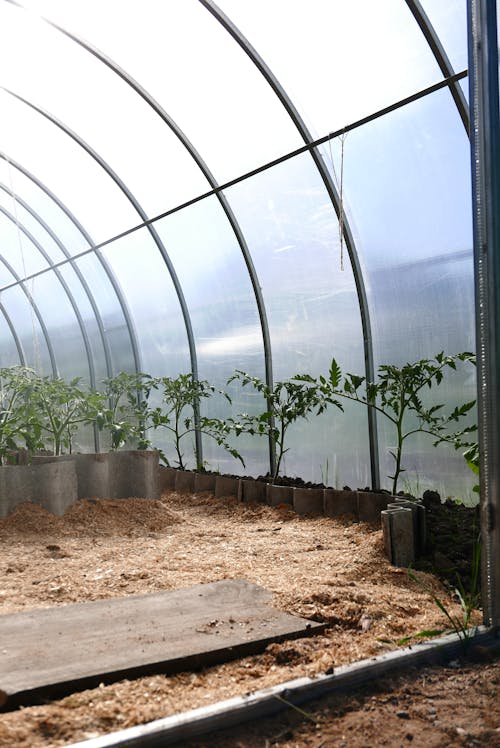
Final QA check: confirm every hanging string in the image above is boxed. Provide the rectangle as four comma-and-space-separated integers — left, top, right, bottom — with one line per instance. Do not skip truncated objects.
5, 156, 41, 369
328, 131, 348, 271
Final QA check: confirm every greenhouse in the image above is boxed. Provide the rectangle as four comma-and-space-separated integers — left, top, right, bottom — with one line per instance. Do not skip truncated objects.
0, 1, 499, 746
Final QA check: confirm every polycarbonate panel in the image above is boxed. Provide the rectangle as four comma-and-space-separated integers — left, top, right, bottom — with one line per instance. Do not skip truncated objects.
217, 0, 442, 139
0, 269, 15, 289
0, 90, 141, 245
0, 189, 66, 266
419, 0, 468, 72
0, 160, 92, 257
57, 263, 109, 383
224, 152, 370, 486
321, 89, 475, 496
0, 211, 49, 278
0, 286, 52, 373
27, 271, 90, 381
75, 253, 137, 377
100, 230, 191, 378
0, 312, 22, 368
0, 2, 211, 220
19, 0, 303, 185
154, 196, 268, 475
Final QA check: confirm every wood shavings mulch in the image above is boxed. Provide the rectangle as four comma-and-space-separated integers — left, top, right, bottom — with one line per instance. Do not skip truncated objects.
0, 490, 492, 748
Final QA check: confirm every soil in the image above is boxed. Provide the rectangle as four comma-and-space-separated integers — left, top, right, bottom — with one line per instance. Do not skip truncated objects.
416, 491, 481, 597
0, 488, 497, 748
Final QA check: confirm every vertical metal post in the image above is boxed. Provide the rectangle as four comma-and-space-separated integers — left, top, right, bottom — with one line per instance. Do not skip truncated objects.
468, 0, 500, 627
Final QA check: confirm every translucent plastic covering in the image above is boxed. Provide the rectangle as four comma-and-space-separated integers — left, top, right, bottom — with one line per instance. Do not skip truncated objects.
0, 0, 477, 495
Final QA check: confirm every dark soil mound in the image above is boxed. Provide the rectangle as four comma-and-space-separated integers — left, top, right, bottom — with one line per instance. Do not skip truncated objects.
416, 490, 481, 599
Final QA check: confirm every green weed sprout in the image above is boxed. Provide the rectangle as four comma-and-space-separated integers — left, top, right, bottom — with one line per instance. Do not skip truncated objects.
407, 533, 481, 649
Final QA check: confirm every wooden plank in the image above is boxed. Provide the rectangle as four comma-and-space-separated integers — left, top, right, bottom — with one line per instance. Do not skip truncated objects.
0, 579, 322, 708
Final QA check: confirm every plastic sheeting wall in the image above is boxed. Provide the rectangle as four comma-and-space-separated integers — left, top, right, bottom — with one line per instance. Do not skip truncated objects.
0, 0, 476, 496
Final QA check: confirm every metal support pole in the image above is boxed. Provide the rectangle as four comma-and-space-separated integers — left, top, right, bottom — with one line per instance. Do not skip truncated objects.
468, 0, 500, 627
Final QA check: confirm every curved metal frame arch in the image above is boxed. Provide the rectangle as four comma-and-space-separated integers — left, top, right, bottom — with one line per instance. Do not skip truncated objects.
0, 203, 102, 448
0, 301, 26, 365
0, 228, 57, 375
0, 204, 95, 378
0, 198, 96, 382
200, 0, 380, 488
0, 181, 114, 382
4, 0, 276, 474
1, 87, 205, 461
405, 0, 470, 134
0, 153, 142, 381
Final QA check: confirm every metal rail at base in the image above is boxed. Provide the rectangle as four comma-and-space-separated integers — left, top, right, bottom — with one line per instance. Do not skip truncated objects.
68, 627, 498, 748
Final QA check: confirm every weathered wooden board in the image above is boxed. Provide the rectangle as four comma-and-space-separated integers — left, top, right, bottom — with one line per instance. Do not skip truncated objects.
0, 579, 322, 708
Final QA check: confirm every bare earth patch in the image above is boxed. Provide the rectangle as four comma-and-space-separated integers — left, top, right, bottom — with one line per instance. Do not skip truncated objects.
0, 490, 496, 748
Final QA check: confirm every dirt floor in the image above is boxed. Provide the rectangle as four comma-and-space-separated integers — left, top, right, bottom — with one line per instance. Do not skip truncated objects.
0, 489, 497, 748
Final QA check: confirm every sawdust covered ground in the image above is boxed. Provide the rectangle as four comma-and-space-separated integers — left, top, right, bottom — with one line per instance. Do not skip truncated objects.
0, 490, 495, 748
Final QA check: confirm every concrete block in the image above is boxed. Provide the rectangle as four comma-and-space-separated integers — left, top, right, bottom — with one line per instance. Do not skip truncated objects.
391, 498, 427, 556
193, 472, 217, 493
215, 476, 241, 499
323, 488, 358, 518
33, 460, 78, 516
158, 466, 177, 492
381, 510, 393, 560
293, 487, 324, 515
174, 470, 195, 493
241, 479, 267, 503
265, 484, 293, 507
381, 507, 415, 567
73, 453, 109, 499
357, 491, 391, 523
31, 454, 70, 464
0, 465, 34, 517
108, 450, 160, 499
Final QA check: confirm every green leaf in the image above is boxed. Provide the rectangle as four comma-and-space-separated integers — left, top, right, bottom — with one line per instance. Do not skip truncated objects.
328, 358, 342, 388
